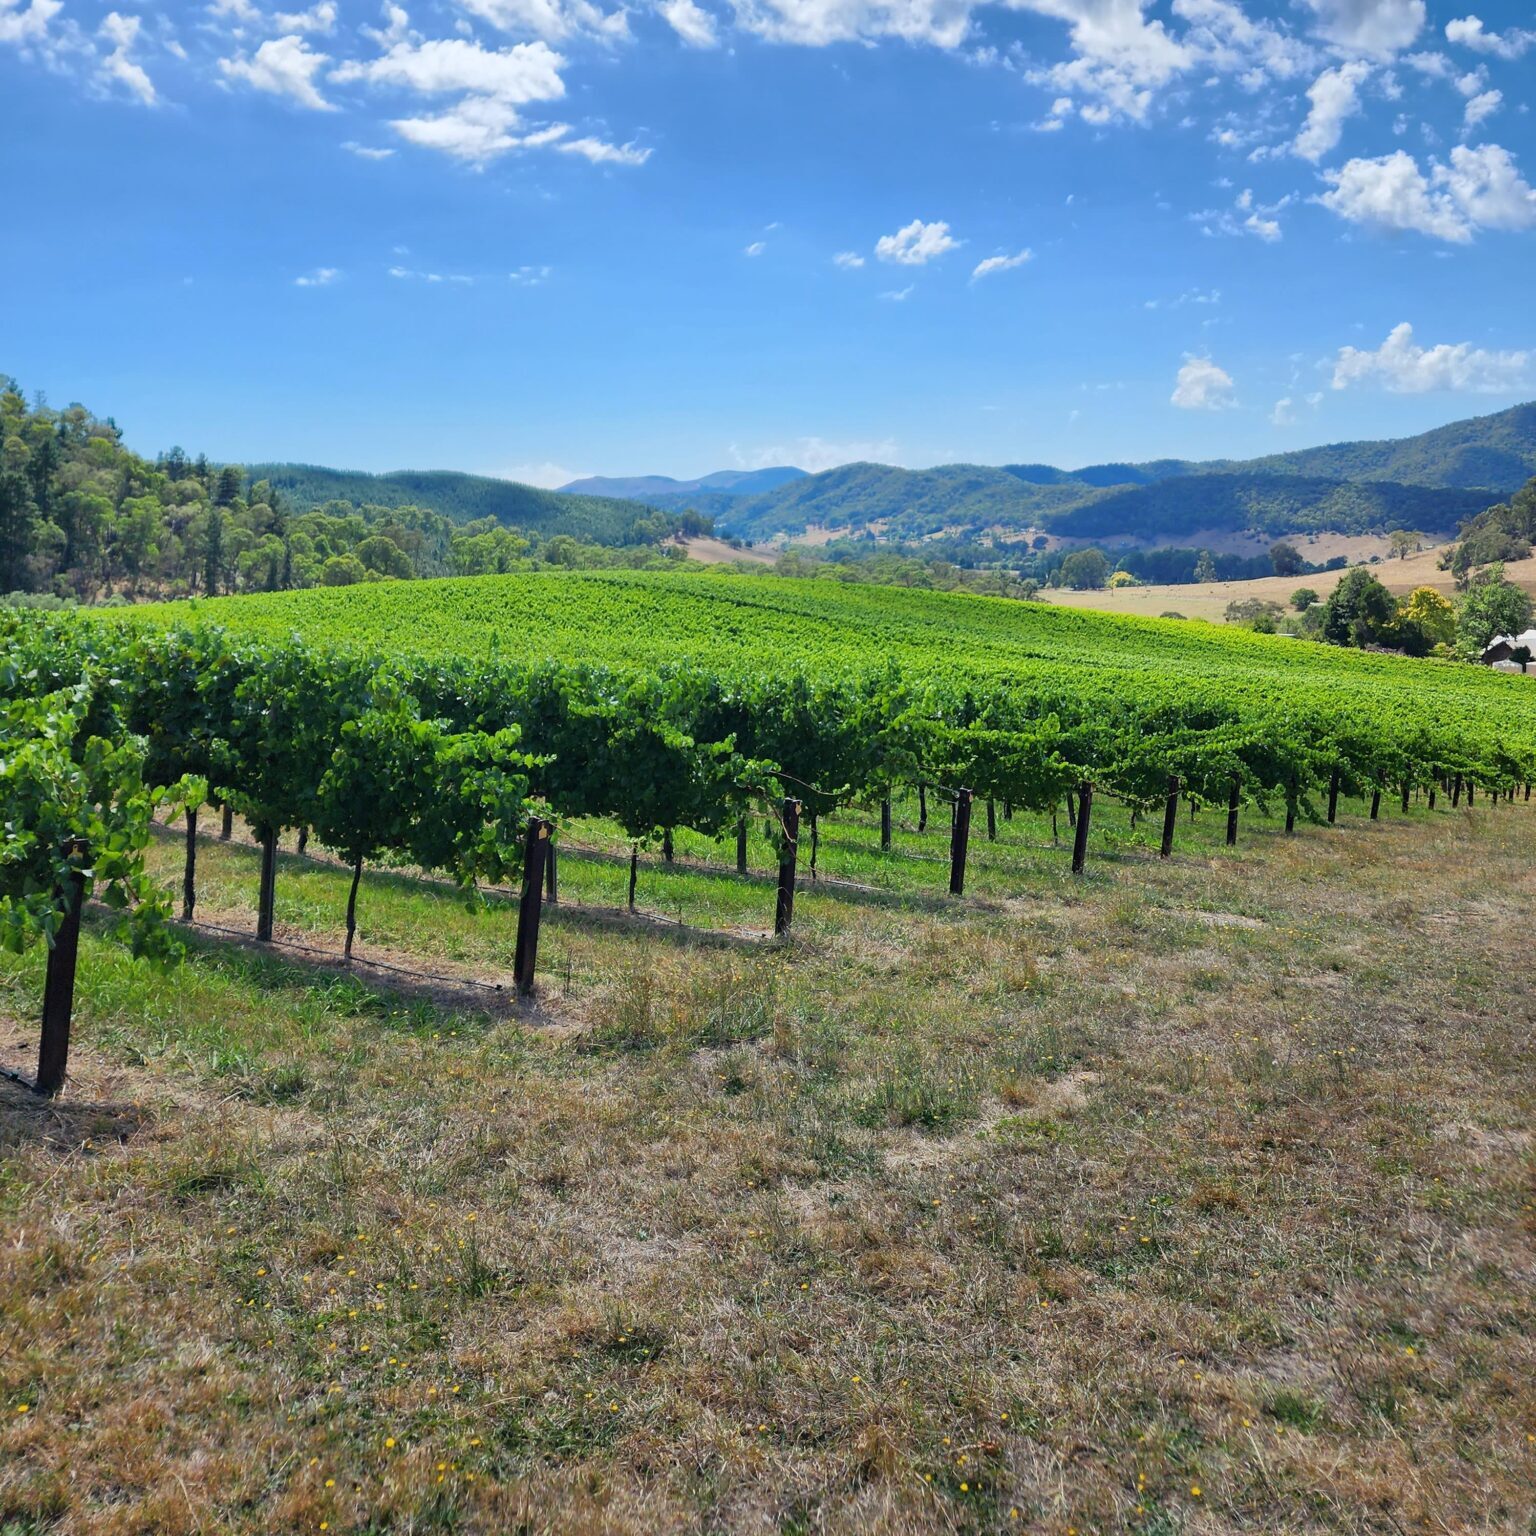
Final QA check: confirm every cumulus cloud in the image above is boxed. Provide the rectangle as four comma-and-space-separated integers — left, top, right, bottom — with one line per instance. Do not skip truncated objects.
744, 240, 766, 255
1319, 143, 1536, 241
557, 135, 651, 164
1462, 88, 1500, 132
1444, 14, 1533, 58
1298, 0, 1424, 57
294, 266, 340, 285
1270, 396, 1296, 425
1292, 60, 1370, 161
334, 36, 566, 102
875, 218, 959, 265
971, 248, 1033, 280
458, 0, 630, 45
99, 11, 157, 106
1331, 322, 1529, 392
1192, 187, 1288, 241
343, 140, 396, 158
659, 0, 719, 46
221, 34, 335, 109
1171, 355, 1236, 409
274, 1, 338, 32
832, 251, 865, 268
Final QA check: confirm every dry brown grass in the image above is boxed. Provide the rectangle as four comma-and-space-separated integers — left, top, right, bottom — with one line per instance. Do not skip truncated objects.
2, 797, 1534, 1534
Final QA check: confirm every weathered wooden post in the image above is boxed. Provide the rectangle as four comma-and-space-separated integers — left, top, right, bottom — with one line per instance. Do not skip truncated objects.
1226, 775, 1241, 846
1327, 766, 1341, 825
737, 815, 749, 875
36, 848, 86, 1098
514, 816, 553, 997
182, 807, 198, 922
986, 798, 997, 842
256, 824, 278, 942
880, 796, 892, 852
1285, 777, 1298, 835
1161, 774, 1180, 859
775, 798, 800, 937
1369, 787, 1381, 820
220, 803, 233, 840
918, 784, 927, 832
1071, 782, 1093, 875
950, 789, 974, 896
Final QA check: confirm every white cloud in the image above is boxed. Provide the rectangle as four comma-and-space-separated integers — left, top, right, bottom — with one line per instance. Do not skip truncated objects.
1172, 0, 1317, 82
295, 266, 340, 286
1319, 143, 1536, 241
1145, 286, 1220, 309
1444, 14, 1534, 58
875, 218, 958, 265
1331, 321, 1528, 393
1192, 187, 1288, 241
362, 2, 412, 46
556, 134, 651, 164
334, 37, 566, 103
744, 240, 766, 256
879, 284, 915, 301
731, 435, 901, 472
1299, 0, 1423, 56
509, 264, 552, 283
659, 0, 719, 46
458, 0, 629, 45
971, 247, 1033, 279
274, 1, 338, 32
389, 264, 475, 283
1270, 396, 1296, 425
390, 96, 525, 161
343, 140, 396, 158
1292, 60, 1370, 162
99, 12, 157, 106
832, 250, 865, 268
505, 460, 586, 486
1462, 88, 1500, 131
729, 0, 973, 49
221, 35, 334, 109
1171, 355, 1236, 409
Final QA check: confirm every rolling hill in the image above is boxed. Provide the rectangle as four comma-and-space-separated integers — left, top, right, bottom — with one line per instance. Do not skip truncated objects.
247, 463, 670, 545
583, 403, 1535, 547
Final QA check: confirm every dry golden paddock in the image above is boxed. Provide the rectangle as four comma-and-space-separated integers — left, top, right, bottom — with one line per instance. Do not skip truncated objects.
2, 788, 1534, 1535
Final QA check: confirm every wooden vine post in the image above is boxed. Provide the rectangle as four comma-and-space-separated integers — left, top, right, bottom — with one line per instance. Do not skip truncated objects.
1369, 788, 1381, 821
949, 789, 974, 896
36, 843, 87, 1098
1327, 766, 1341, 824
1160, 774, 1180, 858
220, 804, 233, 840
1226, 775, 1241, 847
182, 807, 198, 922
737, 816, 749, 874
986, 798, 997, 842
1285, 777, 1298, 835
880, 796, 892, 852
256, 823, 278, 942
514, 816, 553, 997
1071, 782, 1093, 875
775, 797, 801, 937
918, 784, 927, 833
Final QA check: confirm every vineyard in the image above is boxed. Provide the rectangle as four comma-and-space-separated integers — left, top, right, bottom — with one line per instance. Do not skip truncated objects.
4, 573, 1536, 1533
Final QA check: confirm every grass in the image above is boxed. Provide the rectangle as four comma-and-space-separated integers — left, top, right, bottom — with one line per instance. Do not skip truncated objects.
2, 789, 1535, 1534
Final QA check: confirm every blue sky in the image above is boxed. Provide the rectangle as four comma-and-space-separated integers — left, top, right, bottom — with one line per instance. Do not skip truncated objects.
1, 0, 1533, 482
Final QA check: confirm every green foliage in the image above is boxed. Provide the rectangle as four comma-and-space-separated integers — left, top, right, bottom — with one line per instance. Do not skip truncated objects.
1457, 563, 1534, 654
1321, 568, 1396, 648
0, 378, 704, 603
1290, 588, 1320, 612
1058, 548, 1111, 590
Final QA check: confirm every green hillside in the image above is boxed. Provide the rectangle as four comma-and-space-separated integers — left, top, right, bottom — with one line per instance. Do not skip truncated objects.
708, 402, 1536, 544
248, 463, 667, 543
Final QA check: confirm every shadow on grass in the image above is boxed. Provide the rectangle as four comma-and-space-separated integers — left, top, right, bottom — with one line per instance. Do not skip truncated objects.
0, 1071, 153, 1153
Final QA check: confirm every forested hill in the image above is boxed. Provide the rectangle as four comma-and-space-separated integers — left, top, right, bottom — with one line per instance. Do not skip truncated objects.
695, 402, 1536, 544
247, 463, 669, 544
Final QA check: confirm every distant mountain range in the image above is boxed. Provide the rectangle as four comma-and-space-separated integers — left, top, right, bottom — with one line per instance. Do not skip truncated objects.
560, 403, 1536, 547
559, 466, 805, 501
